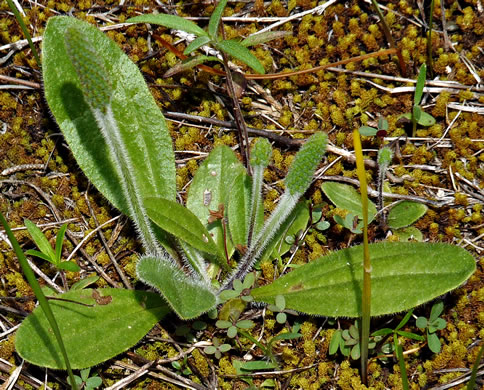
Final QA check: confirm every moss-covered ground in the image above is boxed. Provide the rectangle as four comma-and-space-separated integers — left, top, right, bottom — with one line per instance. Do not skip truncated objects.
0, 0, 483, 388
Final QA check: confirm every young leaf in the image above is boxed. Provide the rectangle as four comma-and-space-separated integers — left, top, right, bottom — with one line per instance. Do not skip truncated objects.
241, 31, 291, 47
164, 55, 220, 78
187, 146, 246, 256
215, 40, 265, 74
43, 17, 176, 218
321, 182, 377, 223
136, 256, 217, 319
126, 14, 208, 37
387, 201, 427, 229
358, 126, 377, 136
208, 0, 228, 39
414, 64, 427, 105
54, 223, 68, 264
57, 261, 81, 272
24, 249, 55, 264
144, 197, 219, 256
251, 242, 475, 317
400, 112, 436, 127
184, 35, 213, 55
227, 172, 253, 248
70, 275, 99, 290
24, 219, 56, 262
15, 288, 170, 369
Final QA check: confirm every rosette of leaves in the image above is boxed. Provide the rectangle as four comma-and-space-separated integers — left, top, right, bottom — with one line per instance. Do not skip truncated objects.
15, 14, 475, 373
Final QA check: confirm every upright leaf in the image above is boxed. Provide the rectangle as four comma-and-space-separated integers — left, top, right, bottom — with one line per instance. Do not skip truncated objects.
16, 288, 170, 369
24, 219, 56, 261
208, 0, 228, 39
187, 146, 246, 256
43, 17, 176, 217
227, 172, 252, 248
251, 242, 475, 317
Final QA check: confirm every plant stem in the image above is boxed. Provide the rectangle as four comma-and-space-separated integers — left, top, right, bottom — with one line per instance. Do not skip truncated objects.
394, 333, 409, 390
426, 0, 435, 77
353, 130, 371, 386
467, 342, 484, 390
370, 0, 406, 77
219, 25, 251, 172
0, 213, 78, 390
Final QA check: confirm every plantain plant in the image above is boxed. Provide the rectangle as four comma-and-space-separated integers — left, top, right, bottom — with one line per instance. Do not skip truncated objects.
13, 16, 476, 373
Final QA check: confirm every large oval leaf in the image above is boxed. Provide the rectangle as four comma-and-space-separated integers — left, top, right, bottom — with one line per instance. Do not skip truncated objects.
321, 182, 377, 223
251, 242, 475, 317
43, 17, 176, 215
187, 146, 245, 255
16, 288, 169, 369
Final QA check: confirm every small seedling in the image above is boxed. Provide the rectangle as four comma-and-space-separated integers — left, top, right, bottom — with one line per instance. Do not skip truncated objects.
70, 368, 102, 390
329, 322, 377, 360
372, 310, 425, 389
203, 337, 231, 359
24, 220, 80, 273
399, 64, 436, 136
416, 301, 447, 353
216, 317, 254, 339
359, 116, 389, 138
171, 358, 192, 376
127, 0, 270, 76
219, 273, 255, 303
267, 295, 289, 324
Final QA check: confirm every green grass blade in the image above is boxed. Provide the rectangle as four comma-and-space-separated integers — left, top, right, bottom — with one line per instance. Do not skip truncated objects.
55, 223, 68, 264
414, 64, 427, 105
208, 0, 228, 39
6, 0, 41, 65
467, 343, 484, 390
0, 213, 78, 389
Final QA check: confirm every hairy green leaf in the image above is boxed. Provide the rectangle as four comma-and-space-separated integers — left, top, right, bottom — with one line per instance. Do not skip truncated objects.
400, 112, 436, 126
16, 288, 170, 369
215, 40, 265, 74
145, 197, 219, 256
43, 17, 176, 217
227, 172, 252, 248
127, 14, 207, 37
187, 146, 245, 256
136, 256, 217, 319
387, 201, 427, 229
251, 242, 475, 317
321, 182, 377, 223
